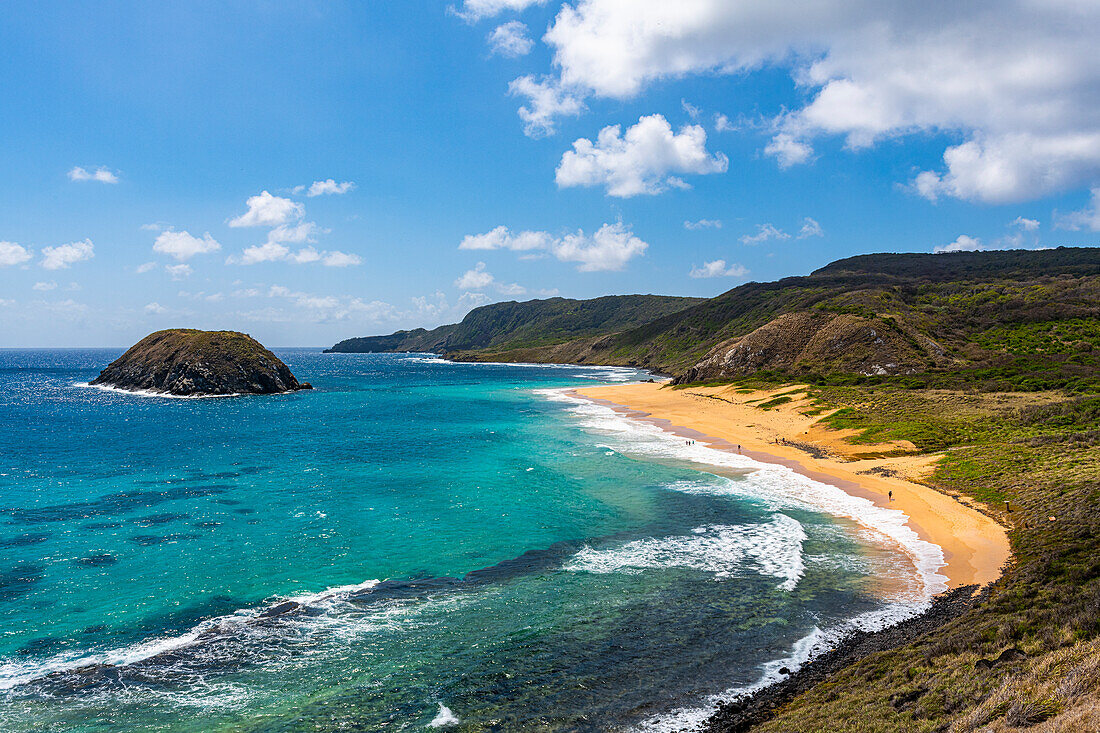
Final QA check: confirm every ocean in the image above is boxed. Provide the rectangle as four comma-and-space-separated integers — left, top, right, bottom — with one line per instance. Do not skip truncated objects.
0, 349, 943, 731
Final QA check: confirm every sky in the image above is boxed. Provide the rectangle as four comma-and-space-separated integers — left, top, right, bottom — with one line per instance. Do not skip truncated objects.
1, 1, 1099, 347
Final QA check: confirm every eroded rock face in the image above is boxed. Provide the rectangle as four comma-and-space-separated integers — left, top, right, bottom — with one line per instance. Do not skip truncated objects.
91, 329, 312, 396
676, 311, 949, 383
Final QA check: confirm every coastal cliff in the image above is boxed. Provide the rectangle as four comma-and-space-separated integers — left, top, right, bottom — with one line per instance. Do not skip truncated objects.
91, 329, 311, 396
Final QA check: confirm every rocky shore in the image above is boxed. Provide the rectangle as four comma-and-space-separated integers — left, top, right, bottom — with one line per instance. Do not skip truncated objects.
91, 329, 312, 396
703, 585, 992, 732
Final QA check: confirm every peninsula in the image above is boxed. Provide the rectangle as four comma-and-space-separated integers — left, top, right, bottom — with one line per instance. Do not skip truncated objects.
91, 329, 311, 396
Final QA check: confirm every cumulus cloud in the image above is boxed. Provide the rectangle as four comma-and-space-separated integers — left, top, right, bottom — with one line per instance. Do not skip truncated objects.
229, 191, 304, 228
934, 234, 984, 254
740, 224, 790, 245
32, 281, 57, 291
1057, 188, 1100, 231
460, 226, 555, 251
0, 241, 32, 267
1011, 216, 1041, 231
689, 259, 748, 278
41, 239, 94, 270
556, 114, 728, 197
306, 179, 355, 197
455, 0, 544, 22
165, 264, 192, 280
322, 251, 362, 267
684, 219, 722, 230
509, 75, 585, 137
260, 285, 397, 323
455, 262, 496, 290
460, 222, 648, 272
530, 0, 1100, 204
554, 222, 648, 271
136, 262, 157, 274
153, 230, 221, 261
144, 302, 167, 314
68, 166, 118, 183
234, 242, 291, 265
797, 217, 824, 238
764, 133, 814, 168
489, 21, 533, 57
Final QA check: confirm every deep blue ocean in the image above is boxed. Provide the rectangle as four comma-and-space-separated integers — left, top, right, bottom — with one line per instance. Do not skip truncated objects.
0, 349, 933, 731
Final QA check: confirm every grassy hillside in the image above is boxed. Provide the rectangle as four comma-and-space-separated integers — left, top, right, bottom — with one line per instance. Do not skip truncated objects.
474, 248, 1100, 391
700, 383, 1100, 732
324, 294, 704, 354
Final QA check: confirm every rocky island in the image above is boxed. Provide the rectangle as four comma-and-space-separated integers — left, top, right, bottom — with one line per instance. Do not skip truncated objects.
91, 329, 312, 396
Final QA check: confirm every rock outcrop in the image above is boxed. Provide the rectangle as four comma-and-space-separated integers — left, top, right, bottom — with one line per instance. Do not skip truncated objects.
91, 329, 312, 396
676, 311, 950, 383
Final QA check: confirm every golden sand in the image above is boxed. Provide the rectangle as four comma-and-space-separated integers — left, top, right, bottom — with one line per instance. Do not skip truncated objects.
574, 382, 1011, 589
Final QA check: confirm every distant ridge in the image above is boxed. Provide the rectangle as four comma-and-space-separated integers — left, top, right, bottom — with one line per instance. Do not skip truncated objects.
324, 294, 705, 355
327, 247, 1100, 391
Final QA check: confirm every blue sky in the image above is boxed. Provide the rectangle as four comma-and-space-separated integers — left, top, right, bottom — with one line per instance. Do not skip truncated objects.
1, 1, 1098, 347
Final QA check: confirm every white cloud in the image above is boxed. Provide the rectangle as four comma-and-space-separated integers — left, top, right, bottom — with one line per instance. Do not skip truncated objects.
153, 230, 221, 261
553, 222, 648, 271
290, 247, 322, 264
306, 179, 355, 197
689, 259, 749, 278
740, 224, 790, 245
681, 99, 702, 120
714, 114, 737, 133
261, 285, 397, 323
1057, 187, 1100, 231
229, 191, 304, 227
764, 133, 814, 168
1011, 216, 1041, 231
136, 261, 157, 274
509, 75, 585, 138
496, 282, 527, 296
489, 21, 533, 57
535, 0, 1100, 204
455, 0, 544, 22
32, 281, 57, 291
144, 302, 167, 314
165, 264, 192, 280
460, 226, 555, 251
934, 234, 984, 254
556, 114, 728, 197
684, 219, 722, 230
267, 221, 320, 245
0, 241, 32, 267
0, 298, 13, 307
68, 166, 118, 184
235, 242, 291, 265
455, 262, 496, 290
797, 217, 824, 238
459, 222, 648, 272
322, 251, 362, 267
41, 239, 94, 270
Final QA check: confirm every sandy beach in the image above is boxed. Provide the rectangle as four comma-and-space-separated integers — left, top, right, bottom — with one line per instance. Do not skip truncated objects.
574, 381, 1011, 589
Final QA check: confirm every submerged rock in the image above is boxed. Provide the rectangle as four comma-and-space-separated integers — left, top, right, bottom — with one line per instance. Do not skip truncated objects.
91, 329, 312, 397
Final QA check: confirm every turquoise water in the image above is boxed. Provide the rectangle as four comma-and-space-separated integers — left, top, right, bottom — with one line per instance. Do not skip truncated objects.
0, 350, 926, 731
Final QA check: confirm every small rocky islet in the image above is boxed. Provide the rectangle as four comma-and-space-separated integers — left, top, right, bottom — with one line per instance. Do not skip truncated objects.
91, 329, 312, 396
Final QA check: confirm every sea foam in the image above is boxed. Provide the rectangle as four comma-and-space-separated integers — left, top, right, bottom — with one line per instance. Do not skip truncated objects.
566, 514, 807, 591
537, 386, 948, 732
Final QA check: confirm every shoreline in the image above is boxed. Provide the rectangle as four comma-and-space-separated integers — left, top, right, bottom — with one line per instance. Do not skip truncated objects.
573, 382, 1010, 590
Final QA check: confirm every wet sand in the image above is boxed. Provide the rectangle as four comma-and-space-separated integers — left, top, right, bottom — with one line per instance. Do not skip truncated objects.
573, 382, 1010, 588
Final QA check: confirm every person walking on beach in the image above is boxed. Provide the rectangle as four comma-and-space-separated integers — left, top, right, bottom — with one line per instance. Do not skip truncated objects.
888, 490, 893, 502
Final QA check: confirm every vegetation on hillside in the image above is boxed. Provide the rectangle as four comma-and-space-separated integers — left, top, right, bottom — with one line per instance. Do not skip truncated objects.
699, 384, 1100, 731
324, 294, 704, 354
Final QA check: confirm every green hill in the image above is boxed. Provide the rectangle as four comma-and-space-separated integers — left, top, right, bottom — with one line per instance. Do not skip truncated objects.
324, 294, 705, 355
461, 247, 1100, 392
